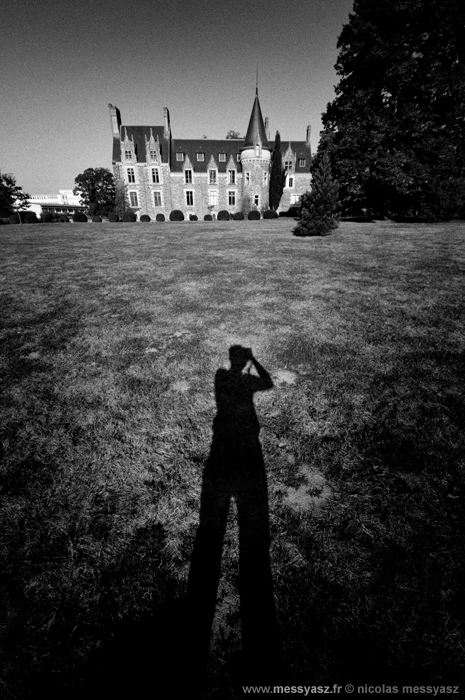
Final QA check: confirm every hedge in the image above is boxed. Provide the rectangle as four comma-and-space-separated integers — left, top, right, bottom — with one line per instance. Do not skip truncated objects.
170, 210, 185, 221
24, 213, 39, 223
204, 214, 213, 221
140, 214, 151, 222
263, 210, 278, 219
248, 210, 261, 220
156, 213, 165, 222
92, 216, 103, 222
217, 210, 230, 221
73, 212, 88, 222
233, 212, 244, 220
57, 215, 69, 222
108, 213, 119, 222
189, 214, 198, 221
122, 211, 137, 222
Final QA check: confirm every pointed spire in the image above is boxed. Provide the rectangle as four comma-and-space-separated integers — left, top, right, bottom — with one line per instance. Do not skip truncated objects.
243, 90, 269, 149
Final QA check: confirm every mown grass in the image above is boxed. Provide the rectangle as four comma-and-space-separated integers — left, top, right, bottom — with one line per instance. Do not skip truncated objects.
1, 219, 465, 697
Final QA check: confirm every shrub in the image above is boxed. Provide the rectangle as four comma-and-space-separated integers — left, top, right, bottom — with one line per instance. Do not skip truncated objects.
122, 211, 137, 222
233, 212, 244, 220
24, 213, 39, 223
140, 214, 151, 222
170, 210, 185, 221
73, 212, 88, 222
248, 210, 261, 220
156, 213, 165, 222
189, 214, 198, 221
57, 215, 69, 222
41, 210, 56, 223
217, 210, 230, 221
263, 209, 278, 219
204, 214, 213, 221
92, 216, 103, 222
108, 213, 119, 222
8, 214, 20, 224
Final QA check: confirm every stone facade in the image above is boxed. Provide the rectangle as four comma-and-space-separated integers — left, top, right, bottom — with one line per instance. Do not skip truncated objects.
109, 93, 312, 220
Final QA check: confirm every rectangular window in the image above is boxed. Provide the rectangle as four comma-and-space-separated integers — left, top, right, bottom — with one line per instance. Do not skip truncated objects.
298, 158, 306, 167
209, 190, 218, 207
129, 191, 138, 207
284, 160, 293, 173
245, 172, 250, 184
125, 150, 132, 160
209, 169, 217, 184
185, 190, 194, 206
253, 194, 260, 207
228, 170, 236, 184
288, 176, 294, 188
228, 191, 236, 206
263, 172, 269, 185
176, 152, 184, 161
150, 150, 157, 160
196, 153, 205, 161
151, 168, 160, 184
153, 191, 162, 207
127, 168, 136, 183
218, 153, 226, 162
185, 169, 193, 184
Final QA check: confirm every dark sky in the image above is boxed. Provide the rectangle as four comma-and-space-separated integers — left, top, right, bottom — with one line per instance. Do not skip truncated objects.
0, 0, 353, 193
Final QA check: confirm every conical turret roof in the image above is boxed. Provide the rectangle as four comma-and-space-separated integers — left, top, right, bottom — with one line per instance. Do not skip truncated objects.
243, 90, 269, 148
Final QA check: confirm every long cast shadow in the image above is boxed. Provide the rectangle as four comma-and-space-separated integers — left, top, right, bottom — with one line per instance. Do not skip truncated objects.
185, 345, 281, 691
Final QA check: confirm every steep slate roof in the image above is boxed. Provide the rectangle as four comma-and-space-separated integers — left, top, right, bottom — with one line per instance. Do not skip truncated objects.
170, 139, 244, 172
243, 92, 269, 148
269, 141, 312, 172
112, 126, 168, 163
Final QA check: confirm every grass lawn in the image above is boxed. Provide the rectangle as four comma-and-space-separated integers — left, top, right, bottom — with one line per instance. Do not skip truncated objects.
1, 219, 465, 697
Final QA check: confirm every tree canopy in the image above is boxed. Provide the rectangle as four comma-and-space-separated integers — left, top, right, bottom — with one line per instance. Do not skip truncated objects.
0, 173, 30, 218
225, 130, 242, 139
293, 152, 339, 237
73, 168, 116, 216
269, 131, 285, 210
319, 0, 465, 219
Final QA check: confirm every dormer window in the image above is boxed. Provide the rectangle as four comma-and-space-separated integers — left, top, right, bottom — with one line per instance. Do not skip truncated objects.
149, 150, 157, 160
236, 154, 241, 162
196, 153, 205, 161
218, 153, 226, 162
298, 158, 306, 167
284, 160, 293, 173
125, 150, 132, 160
176, 152, 184, 161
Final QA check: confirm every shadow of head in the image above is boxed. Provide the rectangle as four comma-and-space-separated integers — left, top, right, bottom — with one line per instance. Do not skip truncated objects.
229, 344, 251, 372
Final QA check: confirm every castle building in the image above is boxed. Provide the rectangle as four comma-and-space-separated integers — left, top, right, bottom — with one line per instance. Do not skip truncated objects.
109, 91, 311, 220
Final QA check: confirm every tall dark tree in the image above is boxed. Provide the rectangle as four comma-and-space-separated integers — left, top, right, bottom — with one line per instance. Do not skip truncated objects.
73, 168, 116, 216
0, 173, 30, 218
293, 152, 339, 237
269, 131, 285, 210
320, 0, 465, 220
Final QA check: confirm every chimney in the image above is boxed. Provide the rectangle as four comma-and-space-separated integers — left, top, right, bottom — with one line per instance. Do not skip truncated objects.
265, 117, 270, 140
163, 107, 171, 139
306, 124, 311, 149
108, 104, 121, 138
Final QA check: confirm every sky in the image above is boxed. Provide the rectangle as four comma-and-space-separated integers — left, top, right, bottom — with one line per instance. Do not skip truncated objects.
0, 0, 354, 195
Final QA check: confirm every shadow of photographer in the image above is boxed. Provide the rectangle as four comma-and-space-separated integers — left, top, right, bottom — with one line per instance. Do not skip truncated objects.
185, 345, 281, 690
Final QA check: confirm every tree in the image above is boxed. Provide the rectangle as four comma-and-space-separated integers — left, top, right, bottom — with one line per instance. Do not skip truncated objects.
0, 173, 30, 219
73, 168, 116, 216
293, 152, 339, 237
269, 131, 285, 210
320, 0, 465, 219
225, 130, 242, 139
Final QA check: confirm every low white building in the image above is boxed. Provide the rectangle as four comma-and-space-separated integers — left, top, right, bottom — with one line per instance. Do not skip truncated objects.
27, 190, 85, 218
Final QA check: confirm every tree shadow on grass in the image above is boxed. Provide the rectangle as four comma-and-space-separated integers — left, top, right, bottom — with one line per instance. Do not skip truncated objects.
184, 345, 282, 693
